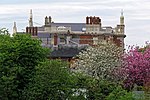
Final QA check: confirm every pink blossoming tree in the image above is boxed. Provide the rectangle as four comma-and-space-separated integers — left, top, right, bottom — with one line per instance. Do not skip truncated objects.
122, 45, 150, 90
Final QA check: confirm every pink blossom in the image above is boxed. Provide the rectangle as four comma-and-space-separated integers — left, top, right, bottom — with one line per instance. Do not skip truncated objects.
122, 45, 150, 89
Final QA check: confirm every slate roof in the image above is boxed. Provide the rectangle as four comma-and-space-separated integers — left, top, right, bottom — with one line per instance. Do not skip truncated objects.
50, 47, 85, 58
46, 23, 86, 31
37, 33, 51, 38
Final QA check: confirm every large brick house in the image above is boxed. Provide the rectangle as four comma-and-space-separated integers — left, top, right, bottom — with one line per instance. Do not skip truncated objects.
16, 10, 126, 61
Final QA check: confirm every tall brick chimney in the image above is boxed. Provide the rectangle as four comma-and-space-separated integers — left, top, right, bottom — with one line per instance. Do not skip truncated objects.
93, 16, 96, 24
26, 27, 37, 36
86, 16, 89, 24
90, 16, 93, 24
95, 17, 98, 24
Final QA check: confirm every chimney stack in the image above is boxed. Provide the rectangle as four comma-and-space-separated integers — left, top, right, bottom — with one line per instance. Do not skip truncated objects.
93, 16, 96, 24
86, 16, 89, 24
90, 16, 93, 24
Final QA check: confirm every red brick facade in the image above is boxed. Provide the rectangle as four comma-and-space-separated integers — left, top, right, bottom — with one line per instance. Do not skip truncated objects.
26, 27, 38, 36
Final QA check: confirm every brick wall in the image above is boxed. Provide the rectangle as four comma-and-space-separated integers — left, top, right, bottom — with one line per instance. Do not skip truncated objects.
79, 35, 93, 45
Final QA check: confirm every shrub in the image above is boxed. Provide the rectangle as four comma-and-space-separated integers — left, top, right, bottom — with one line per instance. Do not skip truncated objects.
106, 86, 135, 100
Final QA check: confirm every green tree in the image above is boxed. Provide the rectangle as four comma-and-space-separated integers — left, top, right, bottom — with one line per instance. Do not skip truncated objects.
23, 60, 75, 100
0, 34, 49, 99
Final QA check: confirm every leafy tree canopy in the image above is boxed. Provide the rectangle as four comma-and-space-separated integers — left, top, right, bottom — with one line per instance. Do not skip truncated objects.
0, 34, 49, 99
23, 60, 75, 100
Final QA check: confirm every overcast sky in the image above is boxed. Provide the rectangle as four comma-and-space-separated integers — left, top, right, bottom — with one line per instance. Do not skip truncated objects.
0, 0, 150, 48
